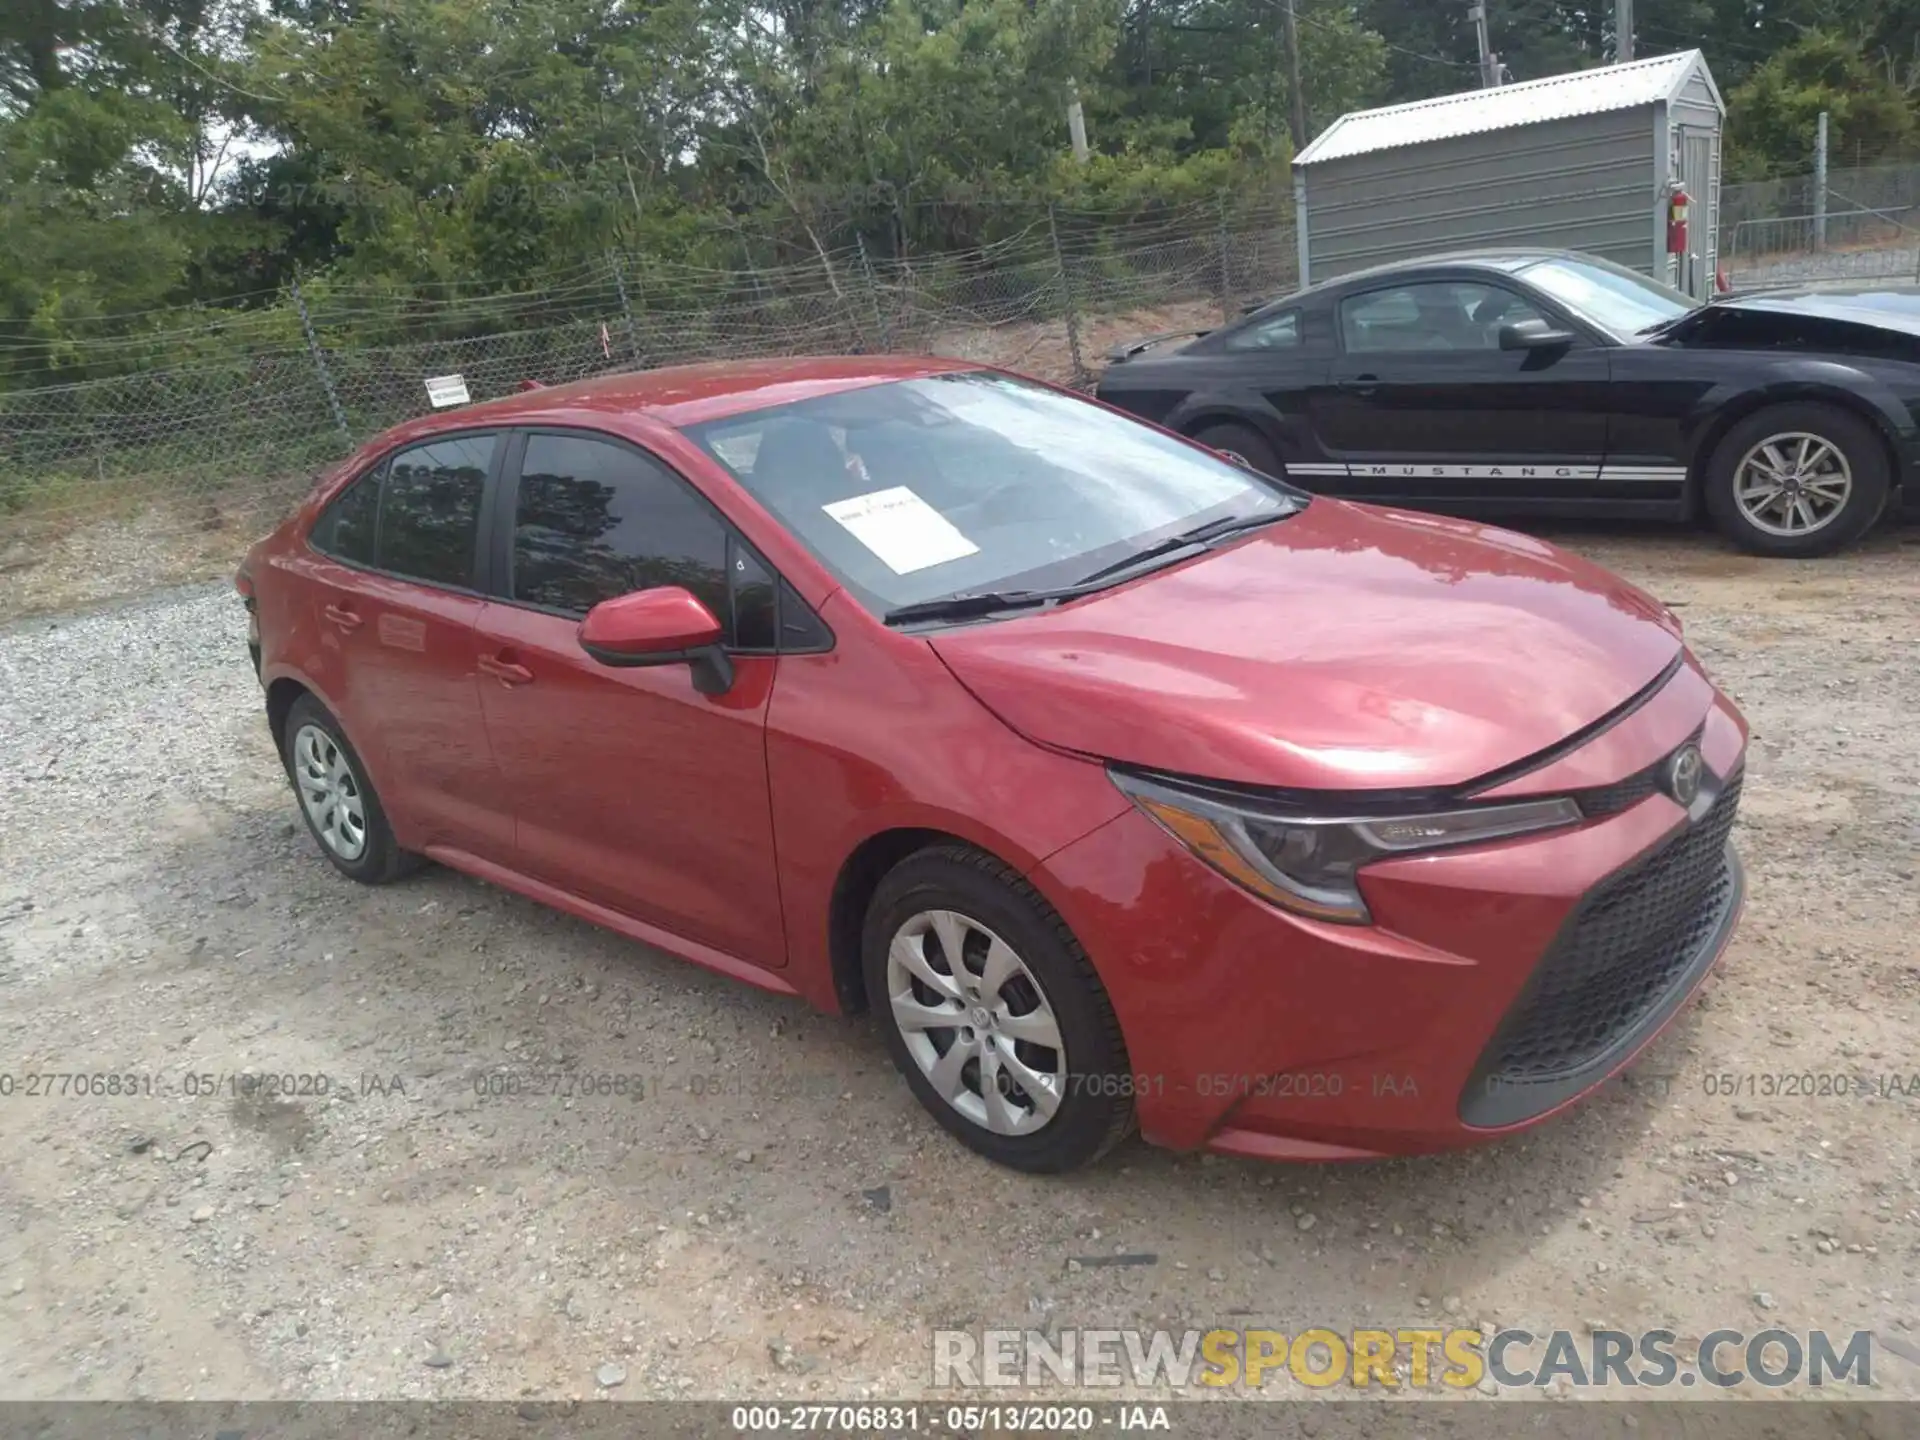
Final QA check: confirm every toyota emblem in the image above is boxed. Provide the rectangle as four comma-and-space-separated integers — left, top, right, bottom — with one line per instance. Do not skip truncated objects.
1665, 744, 1705, 807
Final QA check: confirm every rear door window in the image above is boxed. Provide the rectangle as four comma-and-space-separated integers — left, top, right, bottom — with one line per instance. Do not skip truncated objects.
312, 467, 380, 566
376, 435, 494, 589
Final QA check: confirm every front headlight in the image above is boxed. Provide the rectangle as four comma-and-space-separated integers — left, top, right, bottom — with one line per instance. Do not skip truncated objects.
1111, 769, 1582, 924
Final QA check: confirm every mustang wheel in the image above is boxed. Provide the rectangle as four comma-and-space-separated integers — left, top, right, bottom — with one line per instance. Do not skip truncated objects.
1703, 403, 1889, 557
1192, 422, 1280, 480
282, 694, 421, 884
863, 845, 1134, 1172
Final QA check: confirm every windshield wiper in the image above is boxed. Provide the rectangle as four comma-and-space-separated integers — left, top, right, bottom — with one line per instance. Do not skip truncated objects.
1070, 509, 1287, 588
884, 511, 1289, 628
882, 589, 1068, 626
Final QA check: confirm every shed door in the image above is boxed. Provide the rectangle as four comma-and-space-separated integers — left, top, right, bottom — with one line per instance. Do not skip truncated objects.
1675, 123, 1718, 297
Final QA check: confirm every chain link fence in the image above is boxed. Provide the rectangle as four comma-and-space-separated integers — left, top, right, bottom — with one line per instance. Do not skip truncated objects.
1720, 162, 1920, 289
14, 167, 1917, 618
0, 198, 1296, 617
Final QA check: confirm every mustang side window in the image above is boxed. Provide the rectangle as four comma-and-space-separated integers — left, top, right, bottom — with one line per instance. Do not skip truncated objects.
1222, 310, 1301, 352
1341, 283, 1545, 354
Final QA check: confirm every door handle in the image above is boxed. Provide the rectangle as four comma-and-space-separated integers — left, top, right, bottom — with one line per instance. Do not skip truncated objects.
321, 603, 363, 633
478, 653, 534, 687
1336, 375, 1381, 396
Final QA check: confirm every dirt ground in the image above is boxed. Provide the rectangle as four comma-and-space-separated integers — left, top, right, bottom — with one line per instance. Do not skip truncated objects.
1, 514, 1918, 1405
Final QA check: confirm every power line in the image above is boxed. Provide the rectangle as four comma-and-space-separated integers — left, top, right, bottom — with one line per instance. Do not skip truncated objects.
1295, 8, 1477, 72
151, 35, 291, 106
1635, 20, 1779, 63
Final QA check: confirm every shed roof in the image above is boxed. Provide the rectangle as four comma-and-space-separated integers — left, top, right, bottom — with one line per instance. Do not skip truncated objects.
1294, 50, 1720, 167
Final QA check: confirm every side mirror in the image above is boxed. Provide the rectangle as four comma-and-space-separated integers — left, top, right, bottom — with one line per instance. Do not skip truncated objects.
578, 587, 734, 695
1499, 318, 1577, 351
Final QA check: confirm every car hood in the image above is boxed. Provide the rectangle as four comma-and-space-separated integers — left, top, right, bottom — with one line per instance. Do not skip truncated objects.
929, 500, 1683, 792
1708, 287, 1920, 339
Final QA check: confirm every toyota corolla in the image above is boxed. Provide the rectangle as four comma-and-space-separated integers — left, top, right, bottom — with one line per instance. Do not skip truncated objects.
237, 357, 1747, 1172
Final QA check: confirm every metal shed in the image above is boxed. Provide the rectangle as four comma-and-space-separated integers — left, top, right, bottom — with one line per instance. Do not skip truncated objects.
1293, 51, 1724, 297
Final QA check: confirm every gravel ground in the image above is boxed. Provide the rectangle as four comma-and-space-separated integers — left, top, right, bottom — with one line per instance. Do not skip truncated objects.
1, 521, 1918, 1405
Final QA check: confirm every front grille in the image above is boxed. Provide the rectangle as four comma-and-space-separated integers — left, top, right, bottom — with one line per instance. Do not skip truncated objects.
1574, 769, 1662, 818
1461, 770, 1742, 1126
1571, 728, 1703, 818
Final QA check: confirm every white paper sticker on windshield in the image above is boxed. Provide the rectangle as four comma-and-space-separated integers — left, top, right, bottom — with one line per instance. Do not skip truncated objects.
822, 486, 979, 575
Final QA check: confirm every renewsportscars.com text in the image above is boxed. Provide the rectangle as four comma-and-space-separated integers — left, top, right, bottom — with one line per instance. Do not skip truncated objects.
931, 1326, 1876, 1390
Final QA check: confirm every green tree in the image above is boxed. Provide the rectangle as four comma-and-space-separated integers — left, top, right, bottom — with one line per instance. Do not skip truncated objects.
1725, 31, 1915, 178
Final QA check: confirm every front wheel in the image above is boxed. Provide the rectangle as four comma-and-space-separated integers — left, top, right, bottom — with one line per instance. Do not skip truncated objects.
1702, 403, 1890, 557
862, 845, 1135, 1173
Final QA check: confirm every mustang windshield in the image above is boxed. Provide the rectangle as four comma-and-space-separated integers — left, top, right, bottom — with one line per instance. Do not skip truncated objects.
688, 370, 1303, 620
1517, 256, 1700, 340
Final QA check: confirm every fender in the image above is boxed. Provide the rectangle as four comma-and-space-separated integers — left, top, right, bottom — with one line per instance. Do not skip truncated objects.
785, 789, 1132, 1016
1681, 360, 1920, 486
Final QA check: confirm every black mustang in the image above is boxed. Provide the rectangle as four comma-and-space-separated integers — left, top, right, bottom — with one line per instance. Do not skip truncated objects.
1095, 248, 1920, 557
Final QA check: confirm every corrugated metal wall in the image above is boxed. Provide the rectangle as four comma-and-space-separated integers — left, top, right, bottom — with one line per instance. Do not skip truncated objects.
1300, 105, 1659, 282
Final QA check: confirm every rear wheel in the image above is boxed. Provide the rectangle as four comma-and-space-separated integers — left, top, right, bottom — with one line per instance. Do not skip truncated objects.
862, 845, 1134, 1173
1192, 422, 1280, 480
282, 694, 421, 884
1702, 402, 1889, 557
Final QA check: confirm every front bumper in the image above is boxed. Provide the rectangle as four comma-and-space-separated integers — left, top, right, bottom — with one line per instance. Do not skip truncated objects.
1460, 774, 1742, 1127
1033, 664, 1747, 1159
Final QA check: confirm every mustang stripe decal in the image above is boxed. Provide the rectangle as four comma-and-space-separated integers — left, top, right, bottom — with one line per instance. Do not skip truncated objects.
1281, 461, 1686, 482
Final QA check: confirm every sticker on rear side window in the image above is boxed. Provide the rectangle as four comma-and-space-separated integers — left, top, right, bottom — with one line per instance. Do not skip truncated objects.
821, 486, 980, 575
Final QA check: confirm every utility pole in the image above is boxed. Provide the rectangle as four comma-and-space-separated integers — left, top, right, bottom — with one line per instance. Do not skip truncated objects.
1281, 0, 1307, 153
1814, 110, 1829, 250
1614, 0, 1632, 63
1468, 3, 1499, 88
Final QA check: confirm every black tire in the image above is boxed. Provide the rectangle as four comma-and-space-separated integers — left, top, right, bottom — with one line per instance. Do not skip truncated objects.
1192, 421, 1281, 480
862, 844, 1134, 1173
1702, 402, 1890, 557
281, 694, 421, 884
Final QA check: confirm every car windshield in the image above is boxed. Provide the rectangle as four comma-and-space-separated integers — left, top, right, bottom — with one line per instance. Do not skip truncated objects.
1517, 256, 1700, 338
686, 370, 1303, 619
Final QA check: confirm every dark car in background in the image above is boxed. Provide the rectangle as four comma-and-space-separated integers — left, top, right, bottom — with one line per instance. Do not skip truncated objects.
1096, 249, 1920, 557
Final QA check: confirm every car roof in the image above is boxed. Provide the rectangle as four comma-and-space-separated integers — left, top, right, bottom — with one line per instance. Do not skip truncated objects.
384, 354, 978, 445
1313, 249, 1580, 289
1222, 248, 1603, 324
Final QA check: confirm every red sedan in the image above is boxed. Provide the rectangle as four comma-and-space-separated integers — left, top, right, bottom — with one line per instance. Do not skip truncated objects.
237, 357, 1746, 1172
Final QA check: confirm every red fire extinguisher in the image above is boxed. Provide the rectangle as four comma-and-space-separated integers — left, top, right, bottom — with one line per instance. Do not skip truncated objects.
1667, 187, 1691, 255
